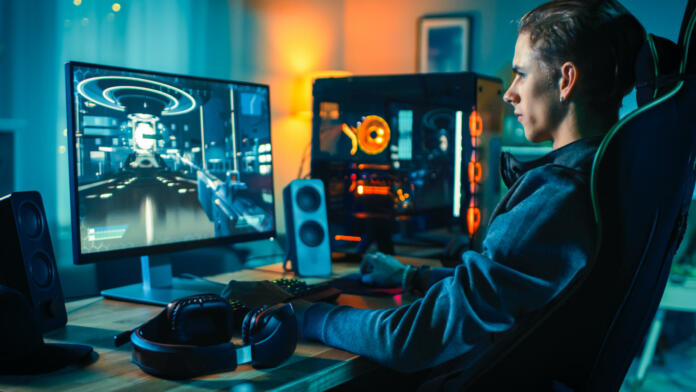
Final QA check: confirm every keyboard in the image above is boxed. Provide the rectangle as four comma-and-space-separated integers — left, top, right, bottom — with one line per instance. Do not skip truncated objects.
271, 278, 341, 303
226, 278, 341, 328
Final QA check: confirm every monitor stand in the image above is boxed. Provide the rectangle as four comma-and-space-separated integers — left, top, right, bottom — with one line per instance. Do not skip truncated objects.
100, 256, 225, 306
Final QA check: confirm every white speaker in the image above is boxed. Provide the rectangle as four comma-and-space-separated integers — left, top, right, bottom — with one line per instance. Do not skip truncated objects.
283, 179, 331, 276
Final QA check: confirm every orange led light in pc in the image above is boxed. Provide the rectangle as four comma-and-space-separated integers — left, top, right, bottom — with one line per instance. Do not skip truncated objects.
335, 235, 362, 242
357, 185, 390, 195
467, 201, 481, 237
357, 116, 390, 155
342, 115, 391, 155
469, 109, 482, 137
341, 124, 359, 155
357, 163, 391, 170
468, 161, 482, 183
396, 188, 410, 201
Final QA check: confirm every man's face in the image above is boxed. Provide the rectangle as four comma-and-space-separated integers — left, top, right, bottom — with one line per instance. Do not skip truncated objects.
503, 32, 563, 143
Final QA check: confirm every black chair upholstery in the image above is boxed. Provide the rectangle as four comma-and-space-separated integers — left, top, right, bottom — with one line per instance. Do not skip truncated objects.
582, 4, 696, 389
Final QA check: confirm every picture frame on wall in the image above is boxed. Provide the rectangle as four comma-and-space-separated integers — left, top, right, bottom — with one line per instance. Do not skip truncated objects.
418, 14, 471, 73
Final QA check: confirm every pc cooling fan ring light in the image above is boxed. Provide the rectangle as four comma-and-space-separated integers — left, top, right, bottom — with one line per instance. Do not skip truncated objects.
76, 76, 197, 117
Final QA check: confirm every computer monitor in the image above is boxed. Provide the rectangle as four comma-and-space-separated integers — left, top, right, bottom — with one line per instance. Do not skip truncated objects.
311, 73, 503, 253
65, 62, 275, 305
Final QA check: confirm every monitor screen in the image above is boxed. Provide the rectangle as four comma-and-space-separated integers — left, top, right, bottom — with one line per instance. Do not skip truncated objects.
65, 62, 275, 263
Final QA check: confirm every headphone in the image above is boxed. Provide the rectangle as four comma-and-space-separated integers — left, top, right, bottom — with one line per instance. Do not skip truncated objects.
114, 294, 297, 379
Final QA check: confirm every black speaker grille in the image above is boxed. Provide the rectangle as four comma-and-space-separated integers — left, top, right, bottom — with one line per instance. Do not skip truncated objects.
299, 221, 324, 247
29, 251, 53, 288
18, 201, 44, 239
296, 186, 321, 213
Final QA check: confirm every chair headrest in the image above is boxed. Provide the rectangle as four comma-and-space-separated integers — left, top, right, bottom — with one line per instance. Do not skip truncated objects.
635, 34, 680, 106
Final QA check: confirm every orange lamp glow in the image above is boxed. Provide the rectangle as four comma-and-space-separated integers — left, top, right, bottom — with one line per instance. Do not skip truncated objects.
293, 70, 352, 117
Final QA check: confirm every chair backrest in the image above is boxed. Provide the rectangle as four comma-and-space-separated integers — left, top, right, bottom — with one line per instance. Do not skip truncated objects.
583, 3, 696, 389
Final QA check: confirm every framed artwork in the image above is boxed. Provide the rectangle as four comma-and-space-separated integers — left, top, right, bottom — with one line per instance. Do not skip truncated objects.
418, 15, 471, 73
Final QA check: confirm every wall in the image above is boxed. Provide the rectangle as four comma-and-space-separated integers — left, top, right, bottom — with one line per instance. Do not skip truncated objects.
242, 0, 345, 238
343, 0, 530, 81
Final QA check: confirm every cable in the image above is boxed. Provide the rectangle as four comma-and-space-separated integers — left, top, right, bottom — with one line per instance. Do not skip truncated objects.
282, 249, 291, 272
296, 141, 312, 179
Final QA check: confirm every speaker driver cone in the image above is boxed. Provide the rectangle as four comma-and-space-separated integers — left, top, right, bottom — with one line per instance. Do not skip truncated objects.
299, 221, 324, 247
19, 201, 44, 239
296, 187, 321, 213
30, 251, 53, 288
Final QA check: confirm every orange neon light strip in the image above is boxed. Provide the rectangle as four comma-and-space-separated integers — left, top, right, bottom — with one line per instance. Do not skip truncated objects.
335, 235, 362, 242
356, 185, 390, 195
357, 164, 391, 170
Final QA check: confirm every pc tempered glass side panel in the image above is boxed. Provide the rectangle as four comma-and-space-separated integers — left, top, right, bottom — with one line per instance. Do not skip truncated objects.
310, 73, 480, 240
66, 62, 275, 263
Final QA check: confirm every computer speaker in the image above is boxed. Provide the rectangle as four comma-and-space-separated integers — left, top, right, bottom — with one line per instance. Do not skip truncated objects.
0, 191, 67, 332
283, 179, 331, 276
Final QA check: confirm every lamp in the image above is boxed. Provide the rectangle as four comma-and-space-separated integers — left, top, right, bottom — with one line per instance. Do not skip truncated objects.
291, 70, 352, 118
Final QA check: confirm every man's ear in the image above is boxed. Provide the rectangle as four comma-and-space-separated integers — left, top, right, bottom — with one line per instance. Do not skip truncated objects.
559, 61, 578, 102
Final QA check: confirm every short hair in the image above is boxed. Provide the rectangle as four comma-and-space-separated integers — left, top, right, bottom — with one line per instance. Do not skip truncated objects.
519, 0, 646, 119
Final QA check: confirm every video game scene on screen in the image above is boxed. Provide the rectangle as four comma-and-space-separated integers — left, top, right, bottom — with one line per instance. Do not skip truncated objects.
70, 65, 274, 254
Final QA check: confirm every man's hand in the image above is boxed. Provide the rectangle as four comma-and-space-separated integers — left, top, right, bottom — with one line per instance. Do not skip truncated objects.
360, 252, 406, 288
220, 280, 292, 308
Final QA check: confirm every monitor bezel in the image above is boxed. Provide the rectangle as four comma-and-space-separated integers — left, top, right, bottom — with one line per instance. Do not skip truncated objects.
65, 61, 277, 265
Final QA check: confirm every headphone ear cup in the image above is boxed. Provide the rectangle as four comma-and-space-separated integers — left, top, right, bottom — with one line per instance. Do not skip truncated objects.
167, 294, 235, 345
241, 306, 267, 346
242, 303, 298, 369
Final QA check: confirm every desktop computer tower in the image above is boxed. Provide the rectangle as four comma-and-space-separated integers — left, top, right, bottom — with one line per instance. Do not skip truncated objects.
311, 73, 504, 253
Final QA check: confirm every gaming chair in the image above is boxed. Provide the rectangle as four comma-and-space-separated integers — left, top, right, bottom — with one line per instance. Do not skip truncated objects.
583, 2, 696, 388
422, 2, 696, 390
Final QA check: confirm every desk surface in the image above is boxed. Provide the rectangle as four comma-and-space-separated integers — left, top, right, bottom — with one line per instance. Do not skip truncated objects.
0, 257, 435, 392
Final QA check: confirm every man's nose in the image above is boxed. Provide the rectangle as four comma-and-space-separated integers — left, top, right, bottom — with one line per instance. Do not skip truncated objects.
503, 88, 518, 105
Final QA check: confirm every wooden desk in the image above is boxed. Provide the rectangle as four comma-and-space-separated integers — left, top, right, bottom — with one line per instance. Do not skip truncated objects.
0, 257, 435, 391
